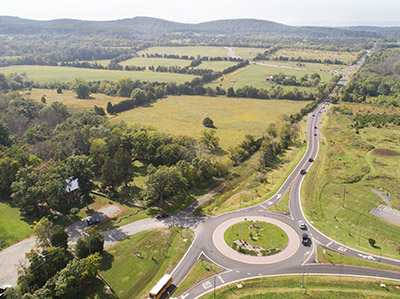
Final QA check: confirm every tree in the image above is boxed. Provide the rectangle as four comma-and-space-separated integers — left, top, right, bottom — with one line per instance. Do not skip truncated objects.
56, 86, 62, 94
202, 117, 215, 128
131, 88, 148, 106
199, 129, 220, 151
66, 155, 95, 209
227, 87, 235, 97
75, 229, 104, 258
75, 237, 90, 259
81, 253, 101, 280
116, 77, 134, 97
50, 226, 69, 249
0, 122, 11, 147
141, 165, 188, 206
106, 101, 115, 114
34, 217, 54, 249
41, 95, 46, 104
93, 105, 106, 116
72, 79, 91, 99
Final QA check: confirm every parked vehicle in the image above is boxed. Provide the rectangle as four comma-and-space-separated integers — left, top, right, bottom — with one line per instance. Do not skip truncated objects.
156, 212, 169, 219
85, 217, 100, 225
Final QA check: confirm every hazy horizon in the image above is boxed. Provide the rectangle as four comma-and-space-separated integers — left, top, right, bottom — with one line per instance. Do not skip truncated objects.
2, 0, 400, 27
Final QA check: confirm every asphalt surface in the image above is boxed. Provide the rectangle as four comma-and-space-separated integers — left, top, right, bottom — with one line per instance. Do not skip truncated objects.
171, 51, 400, 299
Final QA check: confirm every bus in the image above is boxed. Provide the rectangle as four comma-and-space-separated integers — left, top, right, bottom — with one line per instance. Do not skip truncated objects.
148, 274, 173, 299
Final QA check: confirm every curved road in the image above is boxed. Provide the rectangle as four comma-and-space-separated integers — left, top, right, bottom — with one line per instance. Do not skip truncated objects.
171, 69, 400, 298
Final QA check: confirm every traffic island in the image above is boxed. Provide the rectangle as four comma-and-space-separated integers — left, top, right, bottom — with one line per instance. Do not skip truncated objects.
225, 220, 288, 256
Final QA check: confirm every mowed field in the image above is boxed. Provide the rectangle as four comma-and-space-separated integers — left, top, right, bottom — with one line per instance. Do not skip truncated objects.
233, 47, 266, 60
257, 60, 348, 71
209, 64, 335, 90
139, 46, 229, 57
25, 89, 124, 112
271, 48, 360, 64
195, 60, 237, 71
119, 57, 190, 68
0, 65, 196, 83
302, 108, 400, 259
112, 95, 311, 149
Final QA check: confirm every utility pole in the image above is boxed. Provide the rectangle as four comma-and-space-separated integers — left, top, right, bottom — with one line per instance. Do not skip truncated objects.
39, 253, 48, 281
342, 185, 346, 208
305, 266, 310, 294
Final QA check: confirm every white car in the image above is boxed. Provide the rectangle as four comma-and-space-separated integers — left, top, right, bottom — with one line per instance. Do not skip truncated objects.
298, 220, 306, 230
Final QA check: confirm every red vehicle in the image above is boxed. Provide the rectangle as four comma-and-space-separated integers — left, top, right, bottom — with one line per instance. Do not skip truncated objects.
156, 212, 169, 219
314, 133, 317, 136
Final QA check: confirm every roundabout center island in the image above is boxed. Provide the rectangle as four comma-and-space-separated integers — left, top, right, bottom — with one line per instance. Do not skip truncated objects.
213, 216, 300, 264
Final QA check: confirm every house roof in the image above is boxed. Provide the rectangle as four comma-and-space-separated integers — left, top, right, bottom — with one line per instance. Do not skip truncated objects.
65, 178, 79, 193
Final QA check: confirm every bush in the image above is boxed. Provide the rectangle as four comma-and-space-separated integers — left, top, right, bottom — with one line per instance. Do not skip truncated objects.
368, 238, 376, 247
70, 207, 80, 215
202, 117, 214, 128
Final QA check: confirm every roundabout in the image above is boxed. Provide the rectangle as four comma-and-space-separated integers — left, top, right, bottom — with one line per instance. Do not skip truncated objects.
212, 216, 300, 264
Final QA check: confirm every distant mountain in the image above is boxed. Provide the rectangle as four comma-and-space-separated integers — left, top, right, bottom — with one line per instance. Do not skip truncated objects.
0, 16, 387, 39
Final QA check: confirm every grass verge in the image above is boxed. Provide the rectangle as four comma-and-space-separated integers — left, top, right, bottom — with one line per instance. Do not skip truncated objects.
199, 275, 400, 298
317, 246, 400, 273
175, 260, 223, 297
82, 227, 194, 299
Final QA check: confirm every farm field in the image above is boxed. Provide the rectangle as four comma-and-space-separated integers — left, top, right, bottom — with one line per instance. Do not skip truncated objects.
233, 47, 266, 60
0, 65, 196, 83
210, 64, 334, 90
112, 95, 311, 149
195, 60, 237, 71
257, 60, 348, 71
84, 228, 193, 299
119, 56, 190, 68
199, 275, 400, 298
271, 48, 360, 64
25, 88, 124, 112
302, 109, 400, 259
139, 46, 229, 58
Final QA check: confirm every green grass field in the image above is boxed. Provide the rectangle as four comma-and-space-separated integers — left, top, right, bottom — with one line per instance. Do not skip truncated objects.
112, 95, 311, 149
317, 247, 400, 272
199, 275, 400, 298
232, 64, 334, 89
175, 261, 223, 297
224, 221, 288, 252
119, 57, 190, 68
257, 60, 348, 71
233, 47, 266, 61
195, 60, 237, 71
271, 48, 360, 65
140, 46, 229, 58
302, 108, 400, 259
0, 65, 196, 83
0, 201, 34, 248
87, 228, 193, 299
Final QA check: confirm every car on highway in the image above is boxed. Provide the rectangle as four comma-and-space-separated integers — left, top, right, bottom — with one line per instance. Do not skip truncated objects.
302, 234, 309, 246
314, 126, 317, 129
85, 217, 100, 226
312, 114, 315, 117
298, 220, 306, 230
300, 169, 306, 175
156, 212, 169, 219
314, 133, 317, 136
308, 158, 314, 162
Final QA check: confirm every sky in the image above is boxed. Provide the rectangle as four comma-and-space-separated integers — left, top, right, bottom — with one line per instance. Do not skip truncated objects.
2, 0, 400, 27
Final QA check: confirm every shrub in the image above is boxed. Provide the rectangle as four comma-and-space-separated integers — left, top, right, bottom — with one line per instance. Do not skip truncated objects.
368, 238, 376, 247
70, 207, 80, 215
202, 117, 214, 128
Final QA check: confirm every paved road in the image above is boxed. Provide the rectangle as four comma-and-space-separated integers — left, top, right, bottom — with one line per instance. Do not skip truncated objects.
173, 48, 400, 299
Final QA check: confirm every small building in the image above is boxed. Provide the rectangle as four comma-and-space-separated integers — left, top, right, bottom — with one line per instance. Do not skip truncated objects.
65, 178, 80, 201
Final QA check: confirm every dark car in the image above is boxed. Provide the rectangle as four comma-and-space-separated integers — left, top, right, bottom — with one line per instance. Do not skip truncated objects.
85, 217, 100, 226
302, 233, 309, 245
156, 212, 169, 219
312, 114, 315, 117
0, 285, 11, 298
309, 158, 314, 162
300, 169, 306, 175
314, 126, 317, 129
